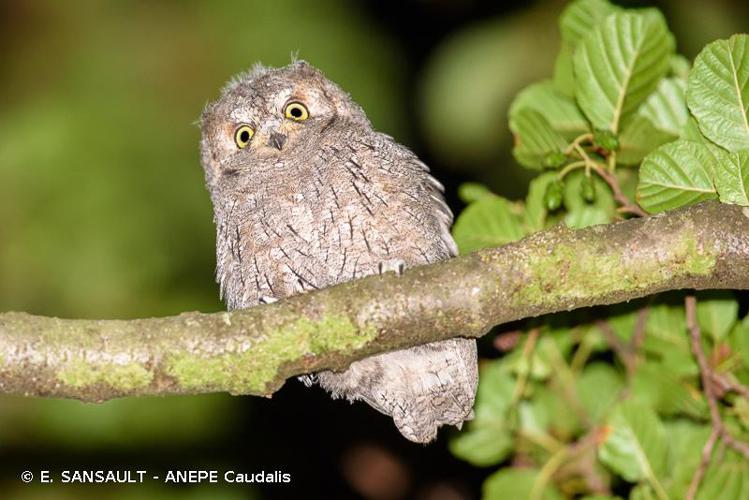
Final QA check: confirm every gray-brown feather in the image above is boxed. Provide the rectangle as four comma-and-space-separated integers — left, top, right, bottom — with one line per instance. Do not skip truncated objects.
200, 61, 477, 443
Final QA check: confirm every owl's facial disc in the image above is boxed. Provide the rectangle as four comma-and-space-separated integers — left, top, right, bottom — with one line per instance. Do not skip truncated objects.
201, 61, 371, 186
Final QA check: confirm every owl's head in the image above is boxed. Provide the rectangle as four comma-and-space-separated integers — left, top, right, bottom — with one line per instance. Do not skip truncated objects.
200, 61, 369, 188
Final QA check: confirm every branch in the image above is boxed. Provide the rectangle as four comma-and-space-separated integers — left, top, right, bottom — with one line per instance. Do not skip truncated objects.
685, 294, 749, 500
1, 201, 748, 401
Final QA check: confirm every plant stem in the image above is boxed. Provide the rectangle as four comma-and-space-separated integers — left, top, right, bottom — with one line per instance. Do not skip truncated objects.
558, 160, 587, 180
685, 294, 749, 500
564, 133, 595, 155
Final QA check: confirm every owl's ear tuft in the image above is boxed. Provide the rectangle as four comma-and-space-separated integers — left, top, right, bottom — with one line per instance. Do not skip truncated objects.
289, 60, 319, 76
220, 62, 269, 97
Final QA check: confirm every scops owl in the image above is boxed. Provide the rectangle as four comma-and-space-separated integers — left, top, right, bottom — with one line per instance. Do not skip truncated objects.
199, 61, 478, 443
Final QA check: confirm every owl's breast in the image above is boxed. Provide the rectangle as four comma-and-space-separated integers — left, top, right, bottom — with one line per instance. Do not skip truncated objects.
217, 148, 450, 309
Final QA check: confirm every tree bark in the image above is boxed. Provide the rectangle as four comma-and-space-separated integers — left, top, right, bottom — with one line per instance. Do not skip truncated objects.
1, 201, 748, 402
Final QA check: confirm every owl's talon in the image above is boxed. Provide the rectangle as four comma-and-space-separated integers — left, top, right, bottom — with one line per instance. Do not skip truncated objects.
298, 374, 317, 387
378, 259, 406, 276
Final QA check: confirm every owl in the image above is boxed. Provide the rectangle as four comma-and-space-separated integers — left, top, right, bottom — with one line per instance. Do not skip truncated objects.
199, 61, 477, 443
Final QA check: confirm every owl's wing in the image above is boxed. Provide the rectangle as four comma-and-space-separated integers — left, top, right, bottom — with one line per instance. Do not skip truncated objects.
312, 134, 477, 443
411, 158, 459, 258
363, 133, 459, 260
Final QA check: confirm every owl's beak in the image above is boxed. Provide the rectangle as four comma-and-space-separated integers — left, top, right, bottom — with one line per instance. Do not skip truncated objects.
268, 132, 287, 150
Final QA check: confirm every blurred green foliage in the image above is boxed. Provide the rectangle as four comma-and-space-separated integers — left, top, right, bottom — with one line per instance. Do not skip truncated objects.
0, 0, 407, 319
0, 1, 406, 496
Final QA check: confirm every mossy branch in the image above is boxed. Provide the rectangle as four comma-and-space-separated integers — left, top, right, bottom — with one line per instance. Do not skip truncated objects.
1, 201, 748, 402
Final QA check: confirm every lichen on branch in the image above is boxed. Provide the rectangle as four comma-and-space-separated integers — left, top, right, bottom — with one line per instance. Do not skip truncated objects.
1, 201, 748, 402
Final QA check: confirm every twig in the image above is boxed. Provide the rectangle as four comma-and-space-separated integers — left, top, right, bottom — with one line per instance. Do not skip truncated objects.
722, 431, 749, 457
494, 330, 522, 352
566, 140, 647, 217
533, 427, 611, 498
557, 160, 586, 179
591, 164, 648, 217
630, 306, 649, 352
510, 328, 540, 406
596, 319, 636, 376
564, 133, 594, 155
530, 446, 569, 500
710, 372, 749, 400
595, 306, 649, 378
685, 295, 749, 500
686, 428, 719, 500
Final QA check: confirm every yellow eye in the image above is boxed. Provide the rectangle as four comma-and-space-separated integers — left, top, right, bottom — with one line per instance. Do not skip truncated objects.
234, 125, 254, 149
284, 102, 309, 121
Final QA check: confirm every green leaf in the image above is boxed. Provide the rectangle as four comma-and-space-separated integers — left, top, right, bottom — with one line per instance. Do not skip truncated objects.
565, 206, 611, 229
524, 173, 559, 232
729, 315, 749, 368
631, 362, 707, 418
457, 182, 493, 204
594, 129, 620, 152
669, 54, 691, 80
636, 139, 718, 213
451, 195, 525, 254
518, 399, 550, 436
687, 34, 749, 151
696, 290, 738, 342
698, 450, 749, 500
640, 78, 689, 136
598, 400, 668, 488
553, 42, 576, 96
449, 424, 513, 468
646, 300, 687, 343
617, 114, 676, 165
510, 80, 590, 140
475, 361, 515, 419
506, 335, 572, 382
643, 335, 698, 378
618, 168, 640, 207
563, 171, 616, 228
663, 420, 711, 499
483, 468, 563, 500
711, 148, 749, 206
449, 361, 515, 466
577, 363, 624, 422
734, 397, 749, 433
573, 11, 675, 133
682, 115, 706, 141
534, 384, 581, 440
555, 0, 619, 96
510, 108, 569, 169
604, 305, 638, 343
629, 485, 659, 500
559, 0, 620, 47
643, 299, 698, 377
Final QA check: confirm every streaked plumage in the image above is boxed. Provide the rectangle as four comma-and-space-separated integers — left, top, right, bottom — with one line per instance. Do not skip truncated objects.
200, 61, 477, 442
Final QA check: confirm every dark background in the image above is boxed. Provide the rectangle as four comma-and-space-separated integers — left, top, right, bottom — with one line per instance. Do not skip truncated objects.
1, 0, 747, 498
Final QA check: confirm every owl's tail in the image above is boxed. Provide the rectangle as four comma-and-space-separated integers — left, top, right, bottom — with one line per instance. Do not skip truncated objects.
316, 337, 478, 443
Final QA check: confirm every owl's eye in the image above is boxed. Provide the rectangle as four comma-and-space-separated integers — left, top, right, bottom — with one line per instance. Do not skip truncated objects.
284, 102, 309, 121
234, 125, 255, 149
